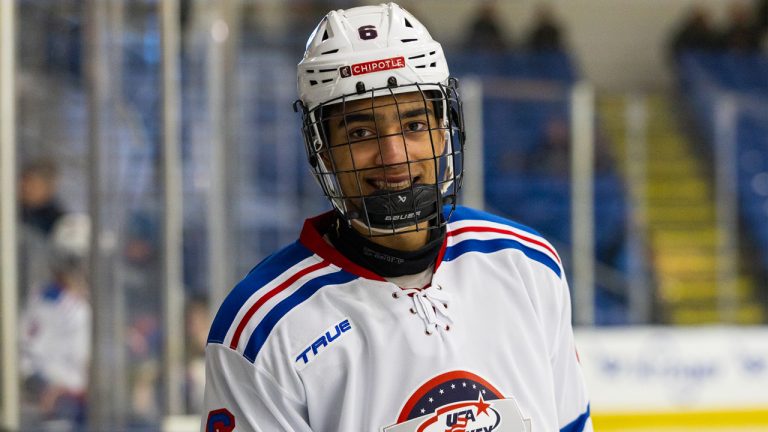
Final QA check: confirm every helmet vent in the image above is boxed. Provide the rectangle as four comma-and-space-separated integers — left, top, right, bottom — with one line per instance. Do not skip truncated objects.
321, 49, 339, 55
401, 38, 417, 43
404, 17, 413, 28
322, 29, 329, 41
321, 78, 333, 84
309, 80, 318, 86
318, 68, 336, 73
408, 54, 425, 60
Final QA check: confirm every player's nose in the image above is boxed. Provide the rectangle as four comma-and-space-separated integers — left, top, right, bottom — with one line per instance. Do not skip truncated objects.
375, 132, 408, 166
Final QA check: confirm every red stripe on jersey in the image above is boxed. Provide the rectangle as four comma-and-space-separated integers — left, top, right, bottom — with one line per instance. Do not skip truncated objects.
229, 260, 330, 350
448, 226, 561, 264
299, 211, 386, 281
433, 233, 449, 272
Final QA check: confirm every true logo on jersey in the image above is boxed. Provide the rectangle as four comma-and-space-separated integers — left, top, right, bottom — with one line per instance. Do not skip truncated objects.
416, 393, 500, 432
295, 318, 352, 369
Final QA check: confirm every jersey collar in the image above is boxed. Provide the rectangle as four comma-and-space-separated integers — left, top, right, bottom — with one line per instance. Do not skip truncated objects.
299, 210, 450, 281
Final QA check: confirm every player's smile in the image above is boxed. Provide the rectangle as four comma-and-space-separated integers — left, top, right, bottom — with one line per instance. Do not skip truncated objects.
364, 172, 421, 192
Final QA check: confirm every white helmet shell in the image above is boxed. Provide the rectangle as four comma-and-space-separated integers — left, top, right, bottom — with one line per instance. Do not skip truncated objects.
298, 2, 449, 111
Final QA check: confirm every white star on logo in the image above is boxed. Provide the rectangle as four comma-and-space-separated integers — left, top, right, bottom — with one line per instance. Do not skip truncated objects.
439, 389, 444, 394
420, 408, 426, 414
451, 384, 456, 389
472, 384, 476, 389
429, 397, 434, 403
462, 382, 467, 387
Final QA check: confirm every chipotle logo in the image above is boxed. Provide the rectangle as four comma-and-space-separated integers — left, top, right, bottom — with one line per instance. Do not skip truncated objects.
340, 56, 405, 78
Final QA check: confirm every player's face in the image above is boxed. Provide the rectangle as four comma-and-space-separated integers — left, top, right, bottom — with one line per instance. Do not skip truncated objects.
323, 92, 446, 209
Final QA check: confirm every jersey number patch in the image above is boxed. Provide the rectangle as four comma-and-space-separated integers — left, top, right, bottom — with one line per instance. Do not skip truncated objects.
207, 408, 235, 432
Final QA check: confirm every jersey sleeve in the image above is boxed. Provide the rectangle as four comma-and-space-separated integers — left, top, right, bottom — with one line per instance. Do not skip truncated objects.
201, 344, 312, 432
551, 276, 593, 432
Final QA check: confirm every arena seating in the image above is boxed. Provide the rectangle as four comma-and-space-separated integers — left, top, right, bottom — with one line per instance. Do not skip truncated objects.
678, 52, 768, 276
450, 51, 629, 324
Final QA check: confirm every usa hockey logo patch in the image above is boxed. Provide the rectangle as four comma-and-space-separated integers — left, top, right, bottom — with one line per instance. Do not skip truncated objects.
383, 371, 531, 432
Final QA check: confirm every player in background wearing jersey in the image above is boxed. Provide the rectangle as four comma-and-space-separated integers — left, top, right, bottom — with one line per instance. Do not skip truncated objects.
203, 3, 592, 431
20, 214, 91, 430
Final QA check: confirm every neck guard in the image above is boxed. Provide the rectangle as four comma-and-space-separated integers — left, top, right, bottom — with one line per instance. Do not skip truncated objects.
329, 215, 445, 278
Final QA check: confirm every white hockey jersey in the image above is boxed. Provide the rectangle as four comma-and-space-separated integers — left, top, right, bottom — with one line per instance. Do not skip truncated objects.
203, 206, 592, 432
20, 283, 91, 394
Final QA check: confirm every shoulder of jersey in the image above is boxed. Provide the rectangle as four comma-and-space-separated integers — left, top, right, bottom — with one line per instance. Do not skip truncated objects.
206, 240, 357, 363
444, 205, 563, 278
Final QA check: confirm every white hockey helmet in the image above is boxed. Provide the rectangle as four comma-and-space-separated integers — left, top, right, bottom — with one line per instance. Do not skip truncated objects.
297, 3, 449, 110
50, 213, 91, 274
294, 2, 465, 236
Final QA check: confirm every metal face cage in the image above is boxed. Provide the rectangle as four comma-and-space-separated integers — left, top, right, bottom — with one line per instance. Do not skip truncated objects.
295, 78, 465, 237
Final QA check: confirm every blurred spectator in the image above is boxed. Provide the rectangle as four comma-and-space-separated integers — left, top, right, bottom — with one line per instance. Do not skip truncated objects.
759, 0, 768, 35
524, 116, 613, 177
524, 5, 564, 52
464, 2, 508, 52
122, 211, 160, 309
525, 116, 571, 176
20, 158, 65, 237
18, 158, 68, 304
669, 5, 719, 57
720, 1, 762, 52
759, 0, 768, 50
19, 214, 91, 431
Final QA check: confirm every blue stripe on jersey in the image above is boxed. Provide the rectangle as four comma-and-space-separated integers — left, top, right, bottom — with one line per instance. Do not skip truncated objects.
560, 404, 590, 432
446, 205, 543, 238
242, 269, 359, 363
207, 242, 314, 345
443, 238, 561, 278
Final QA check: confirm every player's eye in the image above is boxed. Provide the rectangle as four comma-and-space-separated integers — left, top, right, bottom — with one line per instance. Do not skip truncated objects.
348, 128, 375, 141
404, 121, 428, 133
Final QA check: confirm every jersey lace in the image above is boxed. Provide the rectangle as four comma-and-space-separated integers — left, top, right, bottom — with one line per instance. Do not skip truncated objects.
396, 285, 453, 334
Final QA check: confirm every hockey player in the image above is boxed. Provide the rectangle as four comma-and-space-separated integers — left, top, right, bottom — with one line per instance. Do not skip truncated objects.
203, 3, 592, 431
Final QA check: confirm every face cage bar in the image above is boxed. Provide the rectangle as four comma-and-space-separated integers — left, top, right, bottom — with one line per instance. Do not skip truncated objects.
295, 79, 465, 237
